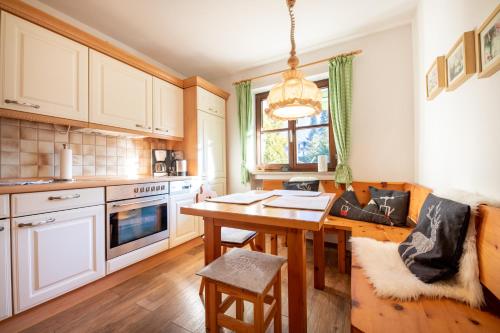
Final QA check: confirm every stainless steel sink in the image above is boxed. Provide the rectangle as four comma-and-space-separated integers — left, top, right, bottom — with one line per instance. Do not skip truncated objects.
0, 179, 55, 186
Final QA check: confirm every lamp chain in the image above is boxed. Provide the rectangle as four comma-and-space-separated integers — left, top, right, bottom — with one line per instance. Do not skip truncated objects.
287, 0, 299, 69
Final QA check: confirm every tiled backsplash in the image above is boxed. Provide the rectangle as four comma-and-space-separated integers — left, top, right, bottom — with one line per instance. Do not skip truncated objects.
0, 117, 179, 178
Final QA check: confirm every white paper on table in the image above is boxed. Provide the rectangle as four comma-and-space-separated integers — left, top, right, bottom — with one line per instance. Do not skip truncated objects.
263, 195, 330, 211
206, 192, 275, 205
271, 190, 321, 197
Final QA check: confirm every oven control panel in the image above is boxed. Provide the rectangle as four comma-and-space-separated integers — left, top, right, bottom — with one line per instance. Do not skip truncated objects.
106, 182, 169, 202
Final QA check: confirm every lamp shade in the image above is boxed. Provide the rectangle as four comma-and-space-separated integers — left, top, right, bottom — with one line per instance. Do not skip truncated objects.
265, 69, 322, 120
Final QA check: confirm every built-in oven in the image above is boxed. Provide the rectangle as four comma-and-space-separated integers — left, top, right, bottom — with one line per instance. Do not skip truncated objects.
106, 182, 169, 260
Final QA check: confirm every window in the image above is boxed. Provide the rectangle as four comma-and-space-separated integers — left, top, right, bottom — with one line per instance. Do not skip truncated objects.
255, 79, 335, 171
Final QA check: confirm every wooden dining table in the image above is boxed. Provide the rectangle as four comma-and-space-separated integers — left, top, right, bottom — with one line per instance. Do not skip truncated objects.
180, 192, 336, 333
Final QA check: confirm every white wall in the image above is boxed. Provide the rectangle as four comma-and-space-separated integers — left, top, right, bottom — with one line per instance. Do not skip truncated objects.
214, 24, 416, 193
414, 0, 500, 199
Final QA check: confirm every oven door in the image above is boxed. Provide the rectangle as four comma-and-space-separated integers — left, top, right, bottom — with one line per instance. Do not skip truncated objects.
106, 194, 168, 260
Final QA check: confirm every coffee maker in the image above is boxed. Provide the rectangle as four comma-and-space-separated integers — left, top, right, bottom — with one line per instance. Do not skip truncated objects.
152, 150, 187, 177
152, 149, 168, 177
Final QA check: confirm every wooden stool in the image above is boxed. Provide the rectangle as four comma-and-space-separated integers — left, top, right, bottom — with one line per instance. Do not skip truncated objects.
199, 227, 257, 295
197, 248, 286, 333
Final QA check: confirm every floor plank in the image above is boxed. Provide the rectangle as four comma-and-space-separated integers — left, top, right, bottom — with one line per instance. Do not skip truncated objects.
19, 236, 350, 333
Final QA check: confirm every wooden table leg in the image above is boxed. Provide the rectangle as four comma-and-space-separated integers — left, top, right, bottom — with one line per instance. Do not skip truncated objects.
313, 228, 325, 290
255, 232, 266, 253
287, 229, 307, 333
204, 218, 221, 331
337, 229, 347, 274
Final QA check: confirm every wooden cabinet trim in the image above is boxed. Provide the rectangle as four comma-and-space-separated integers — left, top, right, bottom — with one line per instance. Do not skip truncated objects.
183, 76, 230, 100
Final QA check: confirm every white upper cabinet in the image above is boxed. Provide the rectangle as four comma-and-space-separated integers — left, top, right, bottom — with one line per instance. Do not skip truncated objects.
153, 77, 183, 138
90, 50, 152, 132
198, 110, 226, 180
197, 87, 225, 118
0, 11, 89, 121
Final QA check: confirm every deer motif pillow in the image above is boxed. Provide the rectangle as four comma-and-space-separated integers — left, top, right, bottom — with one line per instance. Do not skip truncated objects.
398, 194, 470, 283
368, 187, 410, 226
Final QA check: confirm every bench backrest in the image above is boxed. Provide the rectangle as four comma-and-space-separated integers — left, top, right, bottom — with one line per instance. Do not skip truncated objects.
477, 205, 500, 299
262, 180, 431, 223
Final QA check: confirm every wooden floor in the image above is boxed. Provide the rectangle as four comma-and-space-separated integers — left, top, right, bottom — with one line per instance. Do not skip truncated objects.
18, 237, 350, 333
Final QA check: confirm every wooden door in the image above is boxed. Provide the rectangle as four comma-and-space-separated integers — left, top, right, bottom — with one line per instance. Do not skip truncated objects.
198, 110, 226, 180
169, 193, 198, 247
12, 205, 105, 313
0, 218, 11, 321
89, 50, 152, 132
153, 77, 183, 137
0, 12, 89, 121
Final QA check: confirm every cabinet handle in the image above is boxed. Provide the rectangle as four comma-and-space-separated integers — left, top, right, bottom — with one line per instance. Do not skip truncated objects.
155, 127, 169, 132
18, 217, 56, 228
5, 99, 40, 109
136, 124, 152, 130
48, 194, 80, 200
0, 226, 4, 232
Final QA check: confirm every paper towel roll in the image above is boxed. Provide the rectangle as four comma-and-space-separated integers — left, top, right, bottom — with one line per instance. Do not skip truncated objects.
317, 155, 328, 172
60, 144, 72, 180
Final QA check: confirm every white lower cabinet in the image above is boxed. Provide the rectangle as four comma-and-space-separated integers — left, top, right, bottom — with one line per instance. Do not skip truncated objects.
12, 205, 105, 313
0, 218, 12, 321
169, 192, 199, 247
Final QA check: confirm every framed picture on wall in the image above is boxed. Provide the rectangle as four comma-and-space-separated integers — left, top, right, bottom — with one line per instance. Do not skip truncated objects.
476, 4, 500, 78
445, 31, 476, 91
425, 56, 446, 100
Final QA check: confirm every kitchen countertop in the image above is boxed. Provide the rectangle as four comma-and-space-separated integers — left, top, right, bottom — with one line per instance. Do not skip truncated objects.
0, 176, 201, 195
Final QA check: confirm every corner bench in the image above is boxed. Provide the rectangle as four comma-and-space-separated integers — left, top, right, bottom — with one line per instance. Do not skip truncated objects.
262, 180, 500, 332
347, 205, 500, 332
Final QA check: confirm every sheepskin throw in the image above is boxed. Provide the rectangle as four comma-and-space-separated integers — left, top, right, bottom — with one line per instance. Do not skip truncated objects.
350, 189, 499, 308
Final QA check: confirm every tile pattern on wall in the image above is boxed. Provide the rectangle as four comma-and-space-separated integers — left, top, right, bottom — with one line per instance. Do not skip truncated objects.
0, 118, 178, 178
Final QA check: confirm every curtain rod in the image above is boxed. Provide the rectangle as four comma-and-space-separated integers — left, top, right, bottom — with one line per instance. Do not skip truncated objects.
233, 49, 362, 85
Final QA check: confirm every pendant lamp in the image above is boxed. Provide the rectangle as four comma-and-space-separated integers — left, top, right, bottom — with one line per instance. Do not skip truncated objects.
265, 0, 322, 120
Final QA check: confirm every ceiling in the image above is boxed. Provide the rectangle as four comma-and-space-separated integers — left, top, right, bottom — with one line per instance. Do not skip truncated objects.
38, 0, 417, 80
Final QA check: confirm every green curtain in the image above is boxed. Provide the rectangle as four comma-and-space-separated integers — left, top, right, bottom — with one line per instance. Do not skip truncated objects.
329, 55, 354, 186
235, 81, 252, 184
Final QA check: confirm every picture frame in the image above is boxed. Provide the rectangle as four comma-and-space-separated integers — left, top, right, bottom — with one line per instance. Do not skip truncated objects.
425, 56, 446, 100
476, 4, 500, 78
445, 31, 476, 91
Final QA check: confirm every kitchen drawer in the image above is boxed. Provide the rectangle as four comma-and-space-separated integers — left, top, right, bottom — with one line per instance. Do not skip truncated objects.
0, 195, 8, 218
11, 187, 104, 217
197, 87, 225, 118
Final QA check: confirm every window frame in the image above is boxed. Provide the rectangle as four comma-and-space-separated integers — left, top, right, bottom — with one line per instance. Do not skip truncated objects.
255, 79, 336, 171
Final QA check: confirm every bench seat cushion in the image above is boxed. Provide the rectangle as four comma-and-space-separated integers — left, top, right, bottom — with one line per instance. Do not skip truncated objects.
221, 227, 257, 245
351, 255, 500, 333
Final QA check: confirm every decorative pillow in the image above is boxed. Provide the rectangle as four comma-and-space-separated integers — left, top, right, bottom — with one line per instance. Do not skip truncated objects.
368, 187, 410, 227
330, 190, 390, 225
398, 193, 470, 283
283, 180, 319, 192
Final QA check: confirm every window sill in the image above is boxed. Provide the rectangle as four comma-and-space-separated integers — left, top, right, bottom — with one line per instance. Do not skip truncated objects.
250, 170, 335, 180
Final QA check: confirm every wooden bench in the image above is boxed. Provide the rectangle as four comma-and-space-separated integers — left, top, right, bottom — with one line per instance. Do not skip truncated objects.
349, 205, 500, 332
262, 180, 500, 331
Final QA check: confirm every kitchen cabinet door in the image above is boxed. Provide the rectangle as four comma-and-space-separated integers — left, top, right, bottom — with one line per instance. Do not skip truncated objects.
12, 205, 105, 313
0, 11, 89, 121
198, 110, 226, 180
153, 77, 183, 138
169, 193, 198, 247
197, 87, 225, 118
90, 50, 152, 132
0, 219, 12, 321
